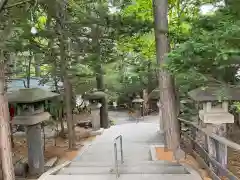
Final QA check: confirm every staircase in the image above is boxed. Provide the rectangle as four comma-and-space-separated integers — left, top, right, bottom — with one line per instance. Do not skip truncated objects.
49, 135, 200, 180
54, 161, 195, 180
39, 122, 202, 180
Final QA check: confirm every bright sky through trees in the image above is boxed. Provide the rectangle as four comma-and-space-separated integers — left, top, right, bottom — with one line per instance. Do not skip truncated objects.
200, 1, 225, 14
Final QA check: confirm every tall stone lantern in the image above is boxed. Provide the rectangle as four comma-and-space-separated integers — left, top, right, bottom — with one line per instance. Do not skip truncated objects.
188, 85, 240, 169
132, 95, 144, 121
7, 88, 60, 176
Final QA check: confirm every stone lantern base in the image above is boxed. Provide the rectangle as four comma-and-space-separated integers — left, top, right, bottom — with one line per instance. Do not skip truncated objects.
13, 112, 51, 176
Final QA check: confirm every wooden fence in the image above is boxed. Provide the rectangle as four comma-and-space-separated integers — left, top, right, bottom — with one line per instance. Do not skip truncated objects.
179, 118, 240, 180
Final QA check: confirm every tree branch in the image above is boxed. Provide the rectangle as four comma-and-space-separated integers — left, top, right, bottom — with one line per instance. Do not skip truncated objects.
0, 0, 8, 13
4, 0, 33, 9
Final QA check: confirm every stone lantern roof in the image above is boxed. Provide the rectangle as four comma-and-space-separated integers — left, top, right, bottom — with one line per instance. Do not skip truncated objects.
132, 95, 144, 103
7, 88, 60, 103
188, 86, 240, 102
83, 91, 107, 100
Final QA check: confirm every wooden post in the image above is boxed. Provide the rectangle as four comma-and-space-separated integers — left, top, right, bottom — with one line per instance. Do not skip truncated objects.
207, 135, 217, 171
206, 123, 227, 175
214, 124, 227, 176
204, 134, 210, 167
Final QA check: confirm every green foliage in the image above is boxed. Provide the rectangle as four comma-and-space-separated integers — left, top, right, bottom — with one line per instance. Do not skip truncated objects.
2, 0, 240, 110
233, 102, 240, 113
166, 2, 240, 99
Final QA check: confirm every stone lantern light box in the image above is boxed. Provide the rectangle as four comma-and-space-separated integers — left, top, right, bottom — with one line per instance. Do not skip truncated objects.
7, 88, 60, 176
7, 88, 59, 124
188, 86, 240, 124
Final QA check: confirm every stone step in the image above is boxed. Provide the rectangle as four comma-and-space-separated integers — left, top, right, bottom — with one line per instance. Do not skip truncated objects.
69, 160, 182, 167
44, 174, 200, 180
57, 165, 188, 175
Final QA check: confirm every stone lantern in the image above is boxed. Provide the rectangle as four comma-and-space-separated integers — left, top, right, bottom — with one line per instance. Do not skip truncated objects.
188, 85, 240, 169
132, 95, 144, 121
188, 86, 239, 126
7, 88, 60, 176
83, 91, 107, 132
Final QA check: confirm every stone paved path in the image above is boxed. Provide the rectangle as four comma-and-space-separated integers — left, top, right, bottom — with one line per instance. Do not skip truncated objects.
73, 121, 164, 162
40, 113, 202, 180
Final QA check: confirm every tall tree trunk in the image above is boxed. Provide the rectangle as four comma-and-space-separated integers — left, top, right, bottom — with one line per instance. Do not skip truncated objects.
53, 66, 65, 134
152, 0, 180, 150
0, 7, 15, 180
62, 76, 75, 148
92, 26, 109, 129
59, 36, 75, 148
145, 61, 152, 115
0, 0, 7, 12
54, 73, 65, 134
142, 89, 148, 115
57, 0, 76, 149
35, 54, 41, 77
0, 61, 15, 180
147, 62, 152, 94
26, 52, 33, 88
58, 104, 65, 135
11, 54, 16, 77
95, 64, 109, 128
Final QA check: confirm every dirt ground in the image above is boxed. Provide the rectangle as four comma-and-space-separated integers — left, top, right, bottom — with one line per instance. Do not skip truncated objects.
12, 126, 96, 167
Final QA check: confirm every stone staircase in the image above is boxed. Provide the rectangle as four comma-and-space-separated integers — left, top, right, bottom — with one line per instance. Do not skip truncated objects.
45, 160, 200, 180
39, 122, 202, 180
58, 161, 188, 175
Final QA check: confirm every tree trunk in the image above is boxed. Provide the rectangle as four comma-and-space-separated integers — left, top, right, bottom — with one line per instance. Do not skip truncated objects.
144, 62, 152, 115
0, 0, 7, 12
26, 52, 33, 88
92, 26, 109, 129
53, 74, 65, 134
95, 63, 109, 128
57, 0, 76, 149
0, 62, 15, 180
172, 78, 180, 117
63, 76, 75, 148
35, 54, 41, 77
142, 89, 148, 115
152, 0, 180, 151
58, 105, 65, 135
59, 34, 76, 149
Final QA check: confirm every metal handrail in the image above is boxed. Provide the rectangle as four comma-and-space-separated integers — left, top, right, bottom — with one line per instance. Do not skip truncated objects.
113, 135, 124, 178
